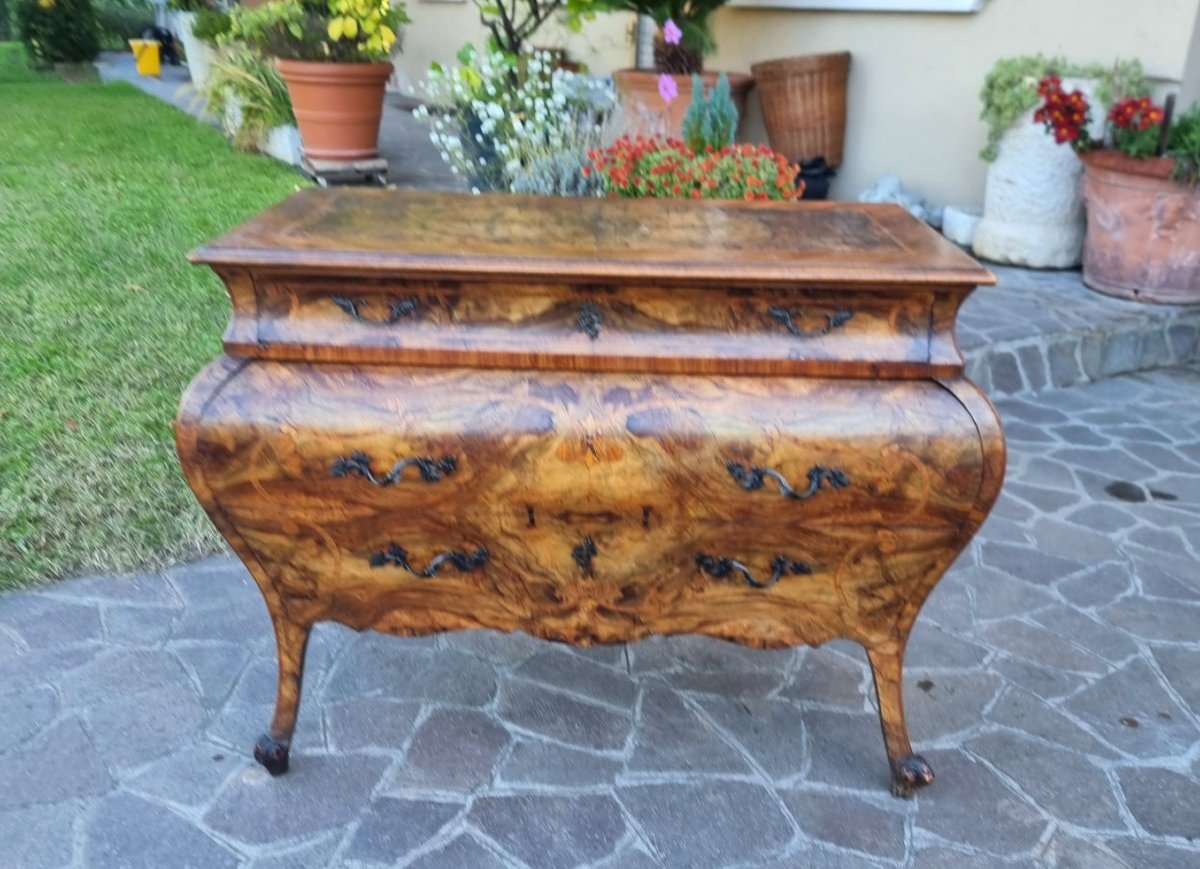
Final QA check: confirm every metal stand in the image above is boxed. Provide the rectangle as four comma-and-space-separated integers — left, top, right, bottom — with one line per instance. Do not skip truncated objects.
301, 157, 389, 188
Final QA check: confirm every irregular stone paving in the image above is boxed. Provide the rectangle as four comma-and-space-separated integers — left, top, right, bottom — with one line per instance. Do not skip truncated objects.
959, 265, 1200, 398
2, 365, 1200, 868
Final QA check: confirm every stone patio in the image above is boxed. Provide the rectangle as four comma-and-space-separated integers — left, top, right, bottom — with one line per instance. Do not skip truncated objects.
8, 56, 1200, 867
3, 365, 1199, 868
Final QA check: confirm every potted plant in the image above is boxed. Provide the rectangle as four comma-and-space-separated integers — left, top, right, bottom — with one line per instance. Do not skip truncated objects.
229, 0, 408, 162
14, 0, 100, 76
202, 43, 302, 165
972, 55, 1144, 268
587, 135, 802, 200
1037, 80, 1200, 304
416, 46, 618, 194
601, 5, 750, 137
177, 3, 229, 89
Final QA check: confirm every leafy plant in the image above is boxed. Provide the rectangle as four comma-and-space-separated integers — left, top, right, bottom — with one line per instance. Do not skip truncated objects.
191, 7, 230, 42
94, 0, 153, 50
228, 0, 408, 63
1168, 105, 1200, 186
979, 55, 1146, 161
1033, 75, 1092, 151
417, 46, 617, 193
1, 0, 14, 40
588, 136, 801, 200
167, 0, 211, 10
680, 71, 736, 152
16, 0, 101, 64
470, 0, 602, 59
1109, 96, 1166, 159
598, 0, 728, 70
202, 44, 295, 150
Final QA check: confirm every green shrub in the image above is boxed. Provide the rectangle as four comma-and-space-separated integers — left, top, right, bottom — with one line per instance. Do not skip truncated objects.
191, 7, 229, 43
16, 0, 101, 64
1169, 105, 1200, 187
94, 0, 153, 50
202, 44, 295, 150
1, 0, 13, 41
681, 72, 737, 153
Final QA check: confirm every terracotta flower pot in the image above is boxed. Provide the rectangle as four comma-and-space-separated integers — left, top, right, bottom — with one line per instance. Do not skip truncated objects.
1081, 150, 1200, 305
612, 69, 754, 139
276, 59, 392, 162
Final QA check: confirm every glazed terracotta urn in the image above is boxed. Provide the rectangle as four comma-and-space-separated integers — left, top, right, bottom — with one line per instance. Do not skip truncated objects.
1080, 150, 1200, 304
276, 59, 392, 161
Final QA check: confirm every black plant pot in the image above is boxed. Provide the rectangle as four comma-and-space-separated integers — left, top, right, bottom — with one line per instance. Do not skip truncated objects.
799, 157, 836, 200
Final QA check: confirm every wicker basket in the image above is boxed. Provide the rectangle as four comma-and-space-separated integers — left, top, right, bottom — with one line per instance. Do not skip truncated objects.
751, 52, 851, 168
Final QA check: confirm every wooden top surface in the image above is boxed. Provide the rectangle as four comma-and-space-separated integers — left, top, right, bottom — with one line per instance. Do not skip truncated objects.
192, 189, 994, 287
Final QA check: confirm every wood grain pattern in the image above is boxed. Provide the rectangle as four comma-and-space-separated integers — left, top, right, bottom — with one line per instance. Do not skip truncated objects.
192, 190, 997, 288
229, 275, 957, 378
175, 191, 1004, 795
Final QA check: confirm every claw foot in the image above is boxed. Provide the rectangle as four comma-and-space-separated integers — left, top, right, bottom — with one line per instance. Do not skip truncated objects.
890, 754, 934, 798
254, 734, 290, 776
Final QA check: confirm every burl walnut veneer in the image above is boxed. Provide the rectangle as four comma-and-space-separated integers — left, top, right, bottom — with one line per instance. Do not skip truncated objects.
176, 189, 1004, 797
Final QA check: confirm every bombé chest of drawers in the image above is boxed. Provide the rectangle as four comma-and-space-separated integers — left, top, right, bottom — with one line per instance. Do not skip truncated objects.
176, 189, 1003, 796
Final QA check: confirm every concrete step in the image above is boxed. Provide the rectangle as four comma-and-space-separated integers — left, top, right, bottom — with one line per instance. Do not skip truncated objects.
959, 265, 1200, 398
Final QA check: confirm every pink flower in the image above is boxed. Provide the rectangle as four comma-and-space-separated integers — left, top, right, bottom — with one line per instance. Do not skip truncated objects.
663, 18, 682, 45
658, 73, 678, 104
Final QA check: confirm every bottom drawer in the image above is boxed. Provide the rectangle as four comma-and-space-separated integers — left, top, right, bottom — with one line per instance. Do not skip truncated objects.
179, 359, 1002, 647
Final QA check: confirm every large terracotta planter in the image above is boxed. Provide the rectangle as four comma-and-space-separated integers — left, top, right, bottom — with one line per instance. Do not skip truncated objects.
612, 69, 753, 139
276, 59, 392, 161
1081, 150, 1200, 304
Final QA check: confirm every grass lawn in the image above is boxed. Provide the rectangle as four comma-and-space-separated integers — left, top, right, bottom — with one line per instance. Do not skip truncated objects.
0, 42, 306, 589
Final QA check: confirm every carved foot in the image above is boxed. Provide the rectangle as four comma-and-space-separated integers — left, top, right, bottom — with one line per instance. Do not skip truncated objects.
890, 754, 934, 798
254, 734, 290, 776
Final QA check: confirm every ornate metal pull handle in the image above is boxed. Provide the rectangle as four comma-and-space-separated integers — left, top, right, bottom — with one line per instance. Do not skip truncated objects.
332, 451, 458, 486
727, 461, 849, 500
768, 306, 854, 339
578, 302, 602, 339
370, 543, 489, 577
333, 294, 420, 326
695, 553, 812, 589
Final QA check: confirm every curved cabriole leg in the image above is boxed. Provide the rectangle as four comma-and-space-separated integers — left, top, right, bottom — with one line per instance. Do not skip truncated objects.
253, 616, 311, 776
867, 645, 934, 798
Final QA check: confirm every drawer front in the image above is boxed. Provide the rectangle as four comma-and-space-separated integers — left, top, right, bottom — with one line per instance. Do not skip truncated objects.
190, 362, 992, 643
228, 275, 955, 377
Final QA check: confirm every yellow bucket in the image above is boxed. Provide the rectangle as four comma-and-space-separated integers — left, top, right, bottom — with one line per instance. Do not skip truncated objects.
128, 39, 160, 77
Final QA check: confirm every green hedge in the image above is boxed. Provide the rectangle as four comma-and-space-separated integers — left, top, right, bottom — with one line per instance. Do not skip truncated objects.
95, 0, 153, 50
16, 0, 101, 64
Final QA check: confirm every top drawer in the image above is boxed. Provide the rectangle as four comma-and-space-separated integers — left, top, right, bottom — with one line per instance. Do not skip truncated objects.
216, 271, 967, 379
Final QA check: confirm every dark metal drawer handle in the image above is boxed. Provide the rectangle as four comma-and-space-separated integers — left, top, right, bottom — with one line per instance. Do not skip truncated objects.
768, 306, 854, 339
333, 294, 420, 325
727, 462, 849, 500
578, 302, 602, 340
695, 553, 812, 589
572, 537, 597, 569
370, 543, 489, 577
332, 451, 458, 486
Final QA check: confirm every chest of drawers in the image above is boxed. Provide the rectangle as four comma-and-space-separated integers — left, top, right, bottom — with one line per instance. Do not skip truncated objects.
176, 190, 1003, 796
